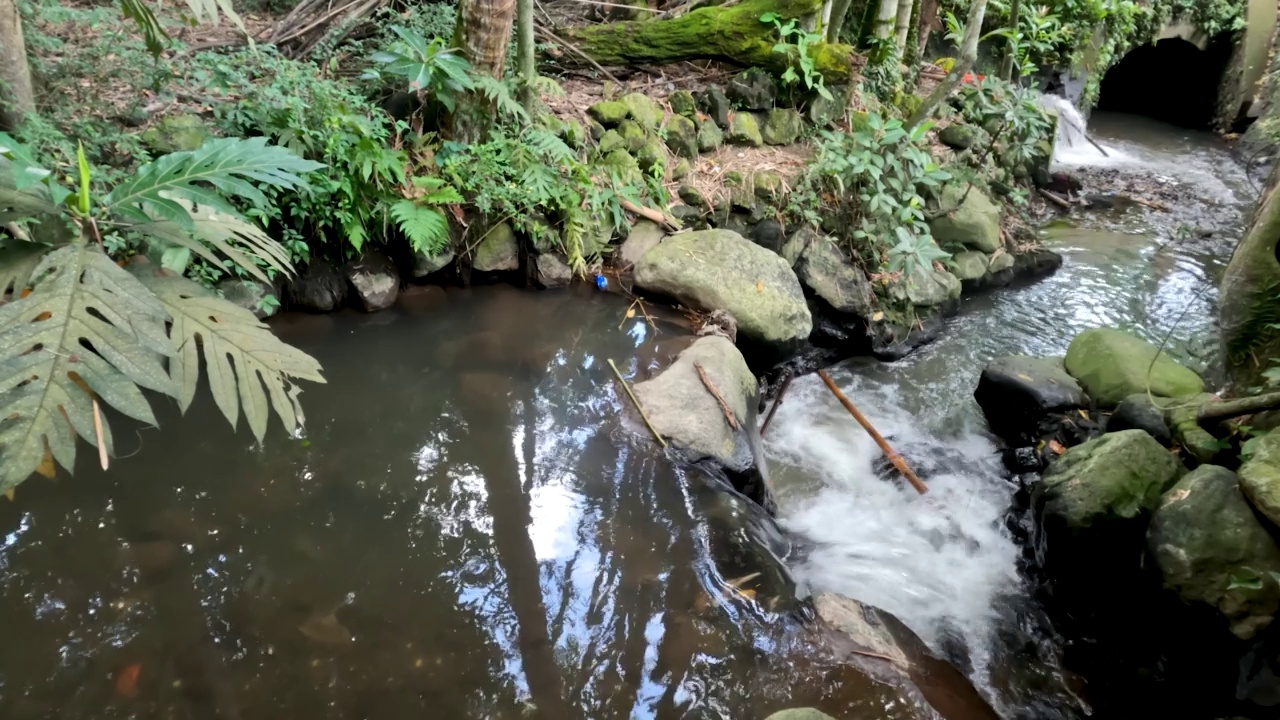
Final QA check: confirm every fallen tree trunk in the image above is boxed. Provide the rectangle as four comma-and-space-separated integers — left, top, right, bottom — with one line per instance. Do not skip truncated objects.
559, 0, 856, 82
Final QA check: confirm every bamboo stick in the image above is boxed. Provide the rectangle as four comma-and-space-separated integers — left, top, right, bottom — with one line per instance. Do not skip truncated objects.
816, 370, 927, 495
609, 359, 668, 448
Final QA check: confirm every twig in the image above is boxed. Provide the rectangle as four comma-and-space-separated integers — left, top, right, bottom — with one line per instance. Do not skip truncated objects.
1120, 194, 1168, 212
620, 198, 681, 231
534, 22, 624, 86
849, 648, 904, 665
608, 358, 668, 448
1197, 391, 1280, 423
759, 373, 792, 437
569, 0, 664, 12
1038, 188, 1072, 209
693, 361, 739, 430
816, 370, 927, 495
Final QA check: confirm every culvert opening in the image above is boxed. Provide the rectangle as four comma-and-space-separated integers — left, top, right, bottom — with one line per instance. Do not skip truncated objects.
1096, 36, 1232, 129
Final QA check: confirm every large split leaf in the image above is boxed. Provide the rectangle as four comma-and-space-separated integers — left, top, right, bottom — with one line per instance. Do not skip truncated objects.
104, 136, 324, 228
0, 245, 175, 493
0, 242, 49, 300
136, 271, 325, 441
133, 201, 295, 283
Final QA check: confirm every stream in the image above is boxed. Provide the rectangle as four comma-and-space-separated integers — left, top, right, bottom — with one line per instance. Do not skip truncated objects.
0, 112, 1253, 719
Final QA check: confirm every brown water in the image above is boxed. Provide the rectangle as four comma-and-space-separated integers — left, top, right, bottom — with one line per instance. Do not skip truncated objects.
0, 285, 926, 720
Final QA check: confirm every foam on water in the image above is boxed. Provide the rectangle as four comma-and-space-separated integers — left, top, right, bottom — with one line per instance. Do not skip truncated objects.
764, 369, 1021, 683
1040, 94, 1131, 167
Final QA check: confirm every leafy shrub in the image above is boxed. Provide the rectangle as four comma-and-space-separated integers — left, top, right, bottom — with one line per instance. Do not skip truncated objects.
952, 75, 1053, 171
791, 113, 951, 275
760, 11, 834, 101
0, 134, 325, 494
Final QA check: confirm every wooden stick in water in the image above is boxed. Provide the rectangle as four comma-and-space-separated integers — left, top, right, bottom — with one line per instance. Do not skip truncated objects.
694, 361, 739, 430
608, 358, 668, 448
816, 369, 927, 495
759, 373, 792, 437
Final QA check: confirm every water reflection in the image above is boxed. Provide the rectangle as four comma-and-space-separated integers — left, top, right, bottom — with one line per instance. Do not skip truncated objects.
0, 285, 911, 719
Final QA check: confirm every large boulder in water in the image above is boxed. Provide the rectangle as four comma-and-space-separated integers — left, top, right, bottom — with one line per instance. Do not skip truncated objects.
632, 335, 757, 472
344, 250, 399, 312
795, 234, 875, 317
473, 222, 520, 272
1239, 428, 1280, 528
1064, 328, 1204, 405
1149, 465, 1280, 639
287, 259, 347, 312
928, 185, 1001, 253
1037, 429, 1178, 531
634, 229, 812, 358
975, 355, 1088, 444
888, 261, 961, 307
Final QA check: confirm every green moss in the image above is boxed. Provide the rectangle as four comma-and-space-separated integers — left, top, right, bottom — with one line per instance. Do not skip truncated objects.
564, 0, 852, 82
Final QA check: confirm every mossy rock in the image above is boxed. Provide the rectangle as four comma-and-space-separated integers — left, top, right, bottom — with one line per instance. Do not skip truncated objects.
796, 234, 875, 316
697, 118, 724, 151
987, 251, 1015, 274
1064, 328, 1205, 406
1168, 393, 1222, 464
951, 250, 988, 281
141, 114, 210, 154
1239, 427, 1280, 528
618, 119, 647, 152
807, 86, 849, 128
939, 123, 979, 150
848, 110, 872, 133
727, 112, 764, 146
929, 185, 1001, 253
761, 108, 805, 145
888, 259, 961, 307
678, 185, 711, 209
621, 92, 664, 130
588, 119, 607, 141
473, 222, 520, 272
636, 135, 667, 174
602, 148, 644, 186
1038, 429, 1179, 529
561, 118, 588, 148
664, 114, 699, 159
751, 170, 784, 201
1150, 464, 1280, 640
598, 129, 627, 155
671, 157, 692, 180
696, 84, 733, 129
727, 67, 777, 110
669, 89, 697, 118
588, 100, 629, 127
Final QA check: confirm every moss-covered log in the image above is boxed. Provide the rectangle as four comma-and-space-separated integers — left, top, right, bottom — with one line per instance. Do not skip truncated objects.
560, 0, 856, 82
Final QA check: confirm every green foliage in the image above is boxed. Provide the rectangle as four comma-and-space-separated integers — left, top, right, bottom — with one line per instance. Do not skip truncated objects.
760, 11, 834, 101
791, 112, 952, 275
365, 26, 475, 112
952, 75, 1054, 169
389, 177, 463, 255
0, 134, 325, 493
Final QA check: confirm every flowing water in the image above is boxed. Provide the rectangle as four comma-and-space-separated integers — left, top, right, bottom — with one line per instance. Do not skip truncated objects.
0, 112, 1253, 719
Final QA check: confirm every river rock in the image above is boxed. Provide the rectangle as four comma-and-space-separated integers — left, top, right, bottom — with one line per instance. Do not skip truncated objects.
1037, 429, 1178, 531
617, 220, 665, 269
618, 119, 647, 152
929, 185, 1002, 253
727, 113, 764, 147
796, 235, 875, 317
598, 129, 626, 155
664, 115, 699, 159
950, 250, 988, 282
889, 262, 961, 307
669, 89, 697, 118
473, 222, 520, 272
696, 84, 733, 129
344, 250, 399, 312
1149, 465, 1280, 639
975, 356, 1089, 445
762, 108, 804, 145
1064, 328, 1205, 405
727, 68, 777, 110
535, 253, 573, 288
986, 250, 1015, 274
634, 229, 813, 357
288, 259, 347, 312
217, 278, 278, 319
765, 710, 837, 720
1108, 393, 1173, 445
751, 219, 785, 254
587, 99, 629, 127
1167, 394, 1221, 464
1239, 428, 1280, 528
412, 247, 455, 277
632, 336, 756, 470
621, 92, 664, 131
697, 117, 724, 151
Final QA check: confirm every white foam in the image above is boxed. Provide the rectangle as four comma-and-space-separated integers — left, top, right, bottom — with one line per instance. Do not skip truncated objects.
1040, 94, 1130, 167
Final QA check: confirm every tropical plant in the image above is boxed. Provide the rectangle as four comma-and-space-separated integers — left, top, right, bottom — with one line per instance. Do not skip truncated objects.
0, 134, 326, 494
791, 112, 952, 275
760, 11, 835, 101
953, 75, 1053, 169
365, 26, 476, 113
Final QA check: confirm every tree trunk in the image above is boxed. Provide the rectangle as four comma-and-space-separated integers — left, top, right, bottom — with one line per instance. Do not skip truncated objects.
563, 0, 853, 82
874, 0, 897, 39
916, 0, 939, 58
999, 0, 1022, 81
0, 0, 35, 131
1221, 163, 1280, 390
906, 0, 985, 128
893, 0, 913, 52
454, 0, 517, 79
826, 0, 855, 43
516, 0, 535, 111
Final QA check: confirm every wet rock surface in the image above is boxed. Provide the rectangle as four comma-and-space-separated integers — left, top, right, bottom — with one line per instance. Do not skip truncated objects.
975, 355, 1088, 445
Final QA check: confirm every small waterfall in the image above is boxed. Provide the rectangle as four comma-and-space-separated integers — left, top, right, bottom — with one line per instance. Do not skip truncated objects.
1040, 94, 1128, 167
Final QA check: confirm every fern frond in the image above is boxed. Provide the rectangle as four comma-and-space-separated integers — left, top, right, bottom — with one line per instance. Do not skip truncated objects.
475, 76, 530, 124
389, 200, 450, 254
530, 75, 565, 98
525, 128, 576, 166
104, 137, 324, 228
0, 245, 174, 492
131, 200, 294, 283
182, 0, 247, 32
563, 207, 588, 277
134, 270, 325, 443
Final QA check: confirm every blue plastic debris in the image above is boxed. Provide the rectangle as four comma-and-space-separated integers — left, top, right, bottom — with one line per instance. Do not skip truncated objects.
593, 274, 608, 290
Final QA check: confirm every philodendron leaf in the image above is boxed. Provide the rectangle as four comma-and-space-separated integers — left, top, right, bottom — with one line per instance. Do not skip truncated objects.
135, 270, 325, 441
0, 245, 175, 492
